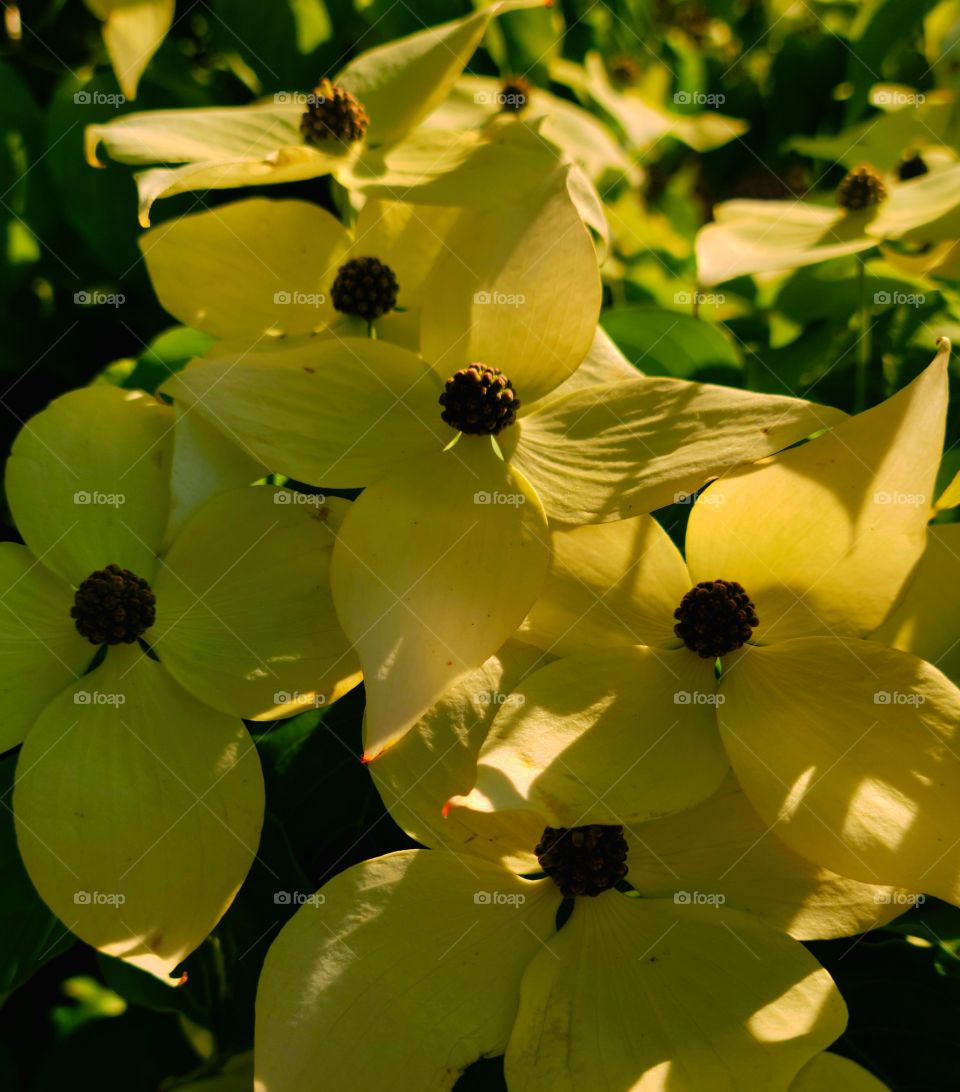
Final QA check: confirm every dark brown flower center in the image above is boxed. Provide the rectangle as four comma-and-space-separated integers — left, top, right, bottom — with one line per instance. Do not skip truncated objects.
674, 579, 758, 659
331, 257, 399, 321
499, 76, 531, 113
535, 825, 629, 897
300, 79, 368, 147
72, 565, 156, 646
439, 364, 519, 435
897, 153, 928, 181
836, 164, 887, 211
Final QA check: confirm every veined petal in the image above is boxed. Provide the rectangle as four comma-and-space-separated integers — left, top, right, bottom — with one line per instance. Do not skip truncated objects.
696, 200, 875, 286
139, 198, 349, 336
152, 488, 359, 720
453, 646, 728, 826
369, 641, 548, 873
161, 336, 447, 488
336, 1, 548, 147
164, 403, 266, 548
508, 377, 844, 525
255, 850, 558, 1092
874, 524, 960, 686
332, 440, 549, 758
342, 122, 568, 209
352, 199, 461, 312
625, 776, 913, 941
687, 348, 948, 643
519, 515, 690, 655
419, 167, 601, 404
505, 892, 847, 1091
14, 645, 264, 979
84, 0, 173, 100
546, 325, 641, 400
6, 386, 173, 586
86, 103, 351, 225
719, 638, 960, 903
790, 1054, 888, 1091
0, 544, 92, 753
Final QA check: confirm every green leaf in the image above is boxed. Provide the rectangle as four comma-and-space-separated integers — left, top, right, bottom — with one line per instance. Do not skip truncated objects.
601, 306, 741, 381
122, 326, 217, 393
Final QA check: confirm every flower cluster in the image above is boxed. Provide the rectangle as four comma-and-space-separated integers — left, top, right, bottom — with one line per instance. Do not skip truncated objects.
5, 4, 959, 1091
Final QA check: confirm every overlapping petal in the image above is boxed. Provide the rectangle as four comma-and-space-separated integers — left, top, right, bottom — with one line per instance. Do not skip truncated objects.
254, 850, 558, 1092
625, 776, 911, 941
331, 440, 549, 758
139, 198, 350, 336
719, 637, 960, 902
506, 376, 845, 524
6, 386, 173, 586
368, 641, 547, 872
14, 645, 264, 979
518, 514, 689, 655
686, 350, 948, 643
0, 544, 92, 753
419, 167, 602, 403
454, 646, 727, 826
163, 336, 447, 488
151, 488, 359, 720
874, 523, 960, 686
505, 893, 847, 1091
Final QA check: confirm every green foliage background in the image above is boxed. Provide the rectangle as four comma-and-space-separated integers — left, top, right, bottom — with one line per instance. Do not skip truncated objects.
0, 0, 958, 1088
